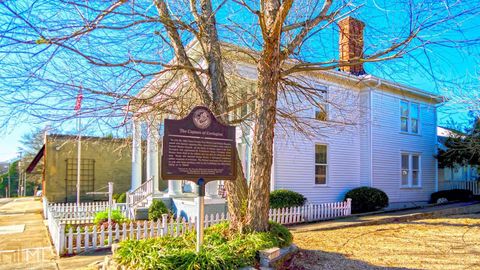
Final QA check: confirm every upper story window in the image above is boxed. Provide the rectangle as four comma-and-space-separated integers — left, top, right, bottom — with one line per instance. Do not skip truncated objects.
315, 144, 328, 185
400, 100, 420, 134
401, 153, 421, 188
230, 85, 255, 124
313, 85, 328, 121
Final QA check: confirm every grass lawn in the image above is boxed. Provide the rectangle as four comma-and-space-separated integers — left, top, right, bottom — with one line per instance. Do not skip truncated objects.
287, 214, 480, 270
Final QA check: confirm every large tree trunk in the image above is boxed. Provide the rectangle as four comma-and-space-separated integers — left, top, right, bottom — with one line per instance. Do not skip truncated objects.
245, 0, 288, 232
246, 41, 281, 231
196, 0, 249, 232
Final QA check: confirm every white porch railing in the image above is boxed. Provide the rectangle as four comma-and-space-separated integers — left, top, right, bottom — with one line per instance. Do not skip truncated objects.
125, 177, 154, 219
439, 180, 480, 195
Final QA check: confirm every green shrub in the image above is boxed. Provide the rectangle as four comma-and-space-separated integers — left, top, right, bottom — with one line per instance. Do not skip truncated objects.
148, 200, 170, 221
113, 193, 126, 203
93, 209, 126, 225
268, 221, 293, 247
269, 189, 306, 209
344, 187, 389, 214
430, 189, 474, 203
114, 221, 293, 270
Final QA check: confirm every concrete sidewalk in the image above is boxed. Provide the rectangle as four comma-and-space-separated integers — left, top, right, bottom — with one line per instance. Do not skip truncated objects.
289, 201, 480, 233
0, 197, 57, 269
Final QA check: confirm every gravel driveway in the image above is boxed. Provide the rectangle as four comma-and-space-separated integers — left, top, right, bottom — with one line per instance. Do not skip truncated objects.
286, 214, 480, 270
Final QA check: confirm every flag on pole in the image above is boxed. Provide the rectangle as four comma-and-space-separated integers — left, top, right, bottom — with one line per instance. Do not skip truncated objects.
74, 89, 83, 111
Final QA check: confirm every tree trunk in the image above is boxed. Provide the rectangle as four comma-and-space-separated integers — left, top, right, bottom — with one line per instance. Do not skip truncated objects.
246, 41, 281, 232
224, 153, 249, 232
196, 0, 249, 232
244, 0, 285, 232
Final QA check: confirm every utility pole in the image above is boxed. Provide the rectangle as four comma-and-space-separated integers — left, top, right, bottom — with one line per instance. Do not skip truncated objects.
7, 163, 10, 198
17, 160, 22, 197
18, 152, 24, 197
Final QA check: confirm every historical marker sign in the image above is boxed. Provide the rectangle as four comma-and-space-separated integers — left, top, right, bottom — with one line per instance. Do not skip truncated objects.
161, 106, 237, 183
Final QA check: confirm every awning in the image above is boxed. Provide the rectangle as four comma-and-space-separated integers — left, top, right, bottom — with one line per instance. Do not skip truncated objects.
26, 145, 45, 173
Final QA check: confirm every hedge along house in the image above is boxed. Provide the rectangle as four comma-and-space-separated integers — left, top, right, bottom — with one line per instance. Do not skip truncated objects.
127, 16, 443, 216
26, 134, 141, 203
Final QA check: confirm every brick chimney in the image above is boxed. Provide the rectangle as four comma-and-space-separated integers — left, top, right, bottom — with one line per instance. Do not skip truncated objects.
338, 16, 365, 75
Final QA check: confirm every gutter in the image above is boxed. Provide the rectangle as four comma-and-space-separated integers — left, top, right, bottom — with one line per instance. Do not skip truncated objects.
360, 74, 444, 104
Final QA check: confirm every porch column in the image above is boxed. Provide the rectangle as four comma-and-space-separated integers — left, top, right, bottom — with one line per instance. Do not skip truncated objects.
205, 181, 219, 198
131, 119, 142, 190
168, 180, 183, 196
147, 121, 160, 192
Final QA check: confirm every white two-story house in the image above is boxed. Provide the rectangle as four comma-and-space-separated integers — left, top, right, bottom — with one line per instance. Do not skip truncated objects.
127, 17, 443, 214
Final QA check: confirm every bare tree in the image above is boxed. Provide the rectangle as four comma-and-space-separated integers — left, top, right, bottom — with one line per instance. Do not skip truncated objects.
0, 0, 479, 231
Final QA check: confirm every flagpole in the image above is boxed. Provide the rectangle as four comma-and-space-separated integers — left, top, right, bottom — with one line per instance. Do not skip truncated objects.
74, 88, 83, 205
77, 115, 81, 205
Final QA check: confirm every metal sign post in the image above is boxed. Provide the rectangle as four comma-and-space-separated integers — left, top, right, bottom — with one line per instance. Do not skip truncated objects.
195, 178, 205, 252
108, 182, 113, 225
161, 106, 237, 253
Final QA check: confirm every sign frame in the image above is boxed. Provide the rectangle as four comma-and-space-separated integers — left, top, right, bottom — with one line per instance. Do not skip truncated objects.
161, 106, 237, 184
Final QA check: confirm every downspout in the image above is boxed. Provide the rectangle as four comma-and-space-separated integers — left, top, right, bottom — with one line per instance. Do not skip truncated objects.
434, 103, 441, 192
364, 75, 381, 187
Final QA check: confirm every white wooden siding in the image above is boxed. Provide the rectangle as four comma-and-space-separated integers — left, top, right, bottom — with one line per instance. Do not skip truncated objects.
370, 90, 437, 203
234, 62, 438, 205
273, 83, 362, 204
359, 89, 372, 186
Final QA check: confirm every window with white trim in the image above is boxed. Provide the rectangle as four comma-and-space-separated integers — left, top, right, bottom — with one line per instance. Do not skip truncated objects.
315, 144, 328, 185
401, 153, 421, 187
400, 100, 420, 134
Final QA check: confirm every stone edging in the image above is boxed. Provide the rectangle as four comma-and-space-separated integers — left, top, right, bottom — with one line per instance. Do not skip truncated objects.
101, 243, 298, 270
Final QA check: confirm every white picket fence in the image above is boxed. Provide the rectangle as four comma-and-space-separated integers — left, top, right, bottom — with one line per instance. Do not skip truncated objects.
61, 213, 227, 255
45, 198, 352, 256
43, 198, 126, 223
269, 198, 352, 224
46, 207, 66, 255
440, 180, 480, 195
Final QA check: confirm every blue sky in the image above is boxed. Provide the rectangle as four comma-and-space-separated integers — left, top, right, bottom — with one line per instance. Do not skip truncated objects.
1, 0, 479, 162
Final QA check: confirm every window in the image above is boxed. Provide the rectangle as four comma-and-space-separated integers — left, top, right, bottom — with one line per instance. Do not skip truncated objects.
400, 100, 420, 134
315, 144, 327, 185
410, 103, 419, 133
65, 158, 95, 202
313, 85, 328, 121
230, 85, 255, 123
401, 153, 421, 187
400, 101, 409, 132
